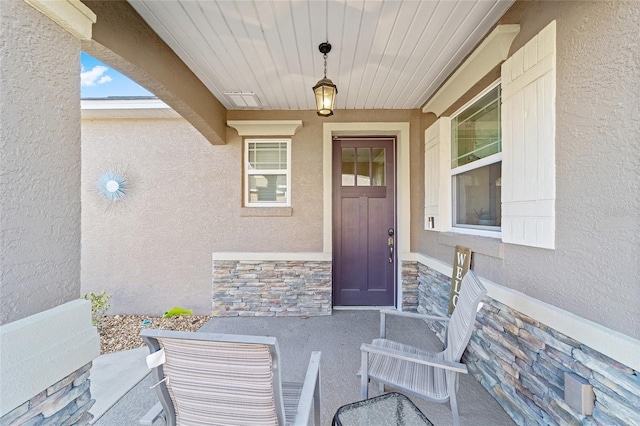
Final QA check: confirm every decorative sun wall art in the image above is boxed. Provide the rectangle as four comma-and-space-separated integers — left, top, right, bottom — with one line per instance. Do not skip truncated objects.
97, 170, 127, 202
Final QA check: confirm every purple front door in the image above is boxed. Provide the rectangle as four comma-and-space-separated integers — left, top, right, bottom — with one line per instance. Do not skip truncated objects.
333, 137, 396, 306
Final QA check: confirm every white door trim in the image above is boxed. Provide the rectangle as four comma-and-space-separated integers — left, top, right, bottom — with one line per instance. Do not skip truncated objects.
323, 122, 411, 308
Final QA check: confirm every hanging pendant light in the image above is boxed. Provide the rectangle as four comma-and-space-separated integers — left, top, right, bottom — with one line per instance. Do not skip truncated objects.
313, 42, 338, 117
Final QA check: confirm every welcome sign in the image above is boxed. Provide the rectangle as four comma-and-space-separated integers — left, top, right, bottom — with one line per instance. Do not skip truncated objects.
448, 246, 472, 314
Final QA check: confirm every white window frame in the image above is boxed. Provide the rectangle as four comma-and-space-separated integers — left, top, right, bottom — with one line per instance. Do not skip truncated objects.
244, 138, 291, 207
450, 80, 502, 238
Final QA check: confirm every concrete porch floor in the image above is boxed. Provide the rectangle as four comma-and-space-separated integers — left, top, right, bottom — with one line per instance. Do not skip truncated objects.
92, 310, 515, 426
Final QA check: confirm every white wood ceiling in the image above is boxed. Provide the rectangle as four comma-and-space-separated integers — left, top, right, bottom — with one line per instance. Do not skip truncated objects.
128, 0, 514, 111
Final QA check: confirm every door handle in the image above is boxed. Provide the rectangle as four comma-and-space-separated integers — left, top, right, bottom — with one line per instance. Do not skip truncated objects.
388, 236, 394, 263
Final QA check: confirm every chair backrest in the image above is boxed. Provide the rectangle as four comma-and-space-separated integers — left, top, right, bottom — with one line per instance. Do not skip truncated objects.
140, 329, 286, 426
443, 270, 487, 363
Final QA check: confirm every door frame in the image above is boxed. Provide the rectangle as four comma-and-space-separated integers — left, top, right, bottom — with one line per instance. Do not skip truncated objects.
323, 122, 411, 309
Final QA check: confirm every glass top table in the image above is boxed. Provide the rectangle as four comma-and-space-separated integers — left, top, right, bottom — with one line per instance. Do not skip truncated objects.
332, 392, 433, 426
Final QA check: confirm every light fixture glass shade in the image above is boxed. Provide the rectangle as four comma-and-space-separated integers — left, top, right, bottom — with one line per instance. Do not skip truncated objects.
313, 77, 337, 116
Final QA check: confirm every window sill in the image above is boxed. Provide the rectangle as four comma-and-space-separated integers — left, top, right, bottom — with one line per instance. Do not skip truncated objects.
241, 207, 292, 217
437, 231, 504, 259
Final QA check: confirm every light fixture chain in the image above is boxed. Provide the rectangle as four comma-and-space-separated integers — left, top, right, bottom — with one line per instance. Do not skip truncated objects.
323, 53, 328, 78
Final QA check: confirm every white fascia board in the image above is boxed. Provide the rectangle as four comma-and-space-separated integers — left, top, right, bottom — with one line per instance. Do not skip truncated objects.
81, 99, 170, 110
81, 99, 180, 119
422, 24, 520, 116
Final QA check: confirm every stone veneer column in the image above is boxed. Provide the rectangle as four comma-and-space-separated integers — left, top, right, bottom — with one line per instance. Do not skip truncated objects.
0, 300, 99, 424
416, 263, 640, 426
0, 1, 99, 424
1, 363, 94, 425
401, 261, 420, 311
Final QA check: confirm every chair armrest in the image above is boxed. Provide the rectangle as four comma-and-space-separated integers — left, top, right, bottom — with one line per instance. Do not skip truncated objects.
380, 309, 449, 338
139, 402, 164, 426
292, 351, 321, 426
360, 343, 467, 374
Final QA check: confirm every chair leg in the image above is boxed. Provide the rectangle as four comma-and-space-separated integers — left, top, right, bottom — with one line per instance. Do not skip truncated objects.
360, 351, 369, 400
314, 373, 321, 426
140, 402, 164, 426
450, 394, 460, 426
448, 372, 460, 426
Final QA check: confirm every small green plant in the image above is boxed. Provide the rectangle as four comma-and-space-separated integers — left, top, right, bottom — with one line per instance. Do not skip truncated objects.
83, 290, 112, 326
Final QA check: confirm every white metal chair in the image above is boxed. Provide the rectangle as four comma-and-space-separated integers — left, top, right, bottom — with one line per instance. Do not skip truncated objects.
139, 329, 321, 426
359, 270, 487, 426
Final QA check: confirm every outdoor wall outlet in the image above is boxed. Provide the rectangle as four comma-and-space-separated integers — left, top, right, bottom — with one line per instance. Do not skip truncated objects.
564, 372, 595, 415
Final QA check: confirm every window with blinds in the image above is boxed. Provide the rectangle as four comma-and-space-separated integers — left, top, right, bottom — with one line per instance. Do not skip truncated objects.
245, 139, 291, 207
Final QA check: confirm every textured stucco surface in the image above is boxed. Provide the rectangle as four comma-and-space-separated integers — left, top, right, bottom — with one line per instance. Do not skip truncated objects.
415, 1, 640, 339
81, 119, 216, 315
81, 110, 419, 314
0, 0, 82, 325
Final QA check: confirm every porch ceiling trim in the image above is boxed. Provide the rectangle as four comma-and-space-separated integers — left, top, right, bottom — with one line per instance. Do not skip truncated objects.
422, 24, 520, 116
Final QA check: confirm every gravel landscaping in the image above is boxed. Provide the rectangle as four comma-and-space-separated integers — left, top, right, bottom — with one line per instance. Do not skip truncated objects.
97, 315, 210, 354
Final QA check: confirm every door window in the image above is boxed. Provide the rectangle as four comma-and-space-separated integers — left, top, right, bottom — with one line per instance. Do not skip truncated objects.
341, 147, 386, 187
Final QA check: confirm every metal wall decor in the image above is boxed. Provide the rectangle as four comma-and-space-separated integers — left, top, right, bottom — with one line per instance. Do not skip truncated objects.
97, 170, 127, 202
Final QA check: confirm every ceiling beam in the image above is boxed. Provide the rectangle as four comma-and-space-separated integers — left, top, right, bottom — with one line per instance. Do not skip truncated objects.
81, 0, 227, 145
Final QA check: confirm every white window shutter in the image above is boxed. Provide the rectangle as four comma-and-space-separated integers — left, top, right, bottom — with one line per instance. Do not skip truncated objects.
501, 21, 556, 249
424, 117, 451, 231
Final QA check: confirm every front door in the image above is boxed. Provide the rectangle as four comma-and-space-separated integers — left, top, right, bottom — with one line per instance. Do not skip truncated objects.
333, 137, 396, 306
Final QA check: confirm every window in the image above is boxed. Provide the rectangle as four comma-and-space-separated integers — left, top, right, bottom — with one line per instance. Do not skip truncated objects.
451, 83, 501, 230
424, 22, 555, 247
245, 139, 291, 207
341, 147, 386, 187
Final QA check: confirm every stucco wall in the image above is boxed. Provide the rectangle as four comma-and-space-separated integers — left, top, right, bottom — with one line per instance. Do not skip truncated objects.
413, 1, 640, 339
81, 118, 216, 315
82, 110, 419, 314
0, 0, 82, 325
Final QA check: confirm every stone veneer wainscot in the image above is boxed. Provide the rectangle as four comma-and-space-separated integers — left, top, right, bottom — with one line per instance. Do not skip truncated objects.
415, 263, 640, 426
213, 260, 332, 317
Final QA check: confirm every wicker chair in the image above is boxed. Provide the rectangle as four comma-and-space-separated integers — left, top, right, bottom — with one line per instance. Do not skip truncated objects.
359, 270, 486, 426
139, 329, 321, 426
